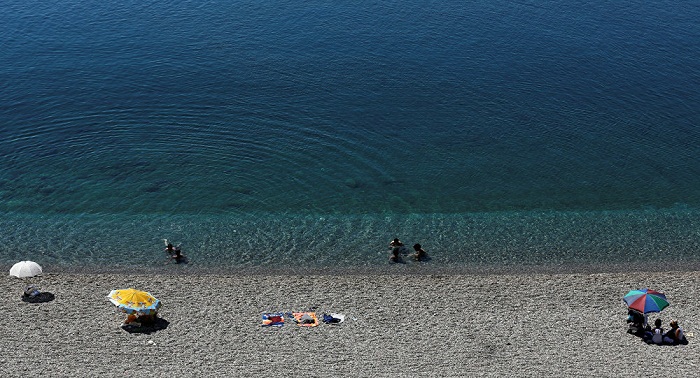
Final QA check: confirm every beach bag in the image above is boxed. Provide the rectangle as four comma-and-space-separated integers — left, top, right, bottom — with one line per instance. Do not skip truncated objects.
323, 314, 340, 324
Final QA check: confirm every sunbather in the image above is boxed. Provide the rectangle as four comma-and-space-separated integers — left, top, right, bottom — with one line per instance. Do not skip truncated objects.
262, 313, 285, 326
23, 285, 40, 298
292, 312, 318, 326
300, 314, 315, 324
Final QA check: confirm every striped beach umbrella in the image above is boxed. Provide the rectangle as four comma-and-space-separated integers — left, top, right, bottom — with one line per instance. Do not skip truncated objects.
623, 288, 669, 314
107, 288, 162, 315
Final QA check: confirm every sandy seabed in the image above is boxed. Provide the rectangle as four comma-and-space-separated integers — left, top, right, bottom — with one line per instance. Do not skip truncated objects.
1, 270, 698, 377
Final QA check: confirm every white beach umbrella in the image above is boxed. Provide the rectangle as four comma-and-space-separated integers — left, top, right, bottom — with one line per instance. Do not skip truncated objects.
9, 261, 43, 278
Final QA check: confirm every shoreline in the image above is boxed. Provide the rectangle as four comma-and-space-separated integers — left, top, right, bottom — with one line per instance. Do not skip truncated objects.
6, 259, 700, 276
2, 270, 699, 376
3, 207, 700, 271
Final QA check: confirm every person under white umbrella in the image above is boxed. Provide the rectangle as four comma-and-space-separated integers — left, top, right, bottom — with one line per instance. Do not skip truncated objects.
10, 261, 50, 302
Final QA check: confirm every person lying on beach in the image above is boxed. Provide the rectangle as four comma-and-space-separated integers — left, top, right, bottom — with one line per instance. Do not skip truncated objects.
22, 285, 40, 298
413, 243, 427, 261
300, 313, 315, 324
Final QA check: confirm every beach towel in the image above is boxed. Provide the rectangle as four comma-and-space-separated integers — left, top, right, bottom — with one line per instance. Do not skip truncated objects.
292, 312, 319, 327
262, 313, 285, 327
322, 313, 345, 324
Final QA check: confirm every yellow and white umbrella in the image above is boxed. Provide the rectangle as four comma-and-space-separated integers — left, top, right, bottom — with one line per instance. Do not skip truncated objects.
107, 288, 161, 315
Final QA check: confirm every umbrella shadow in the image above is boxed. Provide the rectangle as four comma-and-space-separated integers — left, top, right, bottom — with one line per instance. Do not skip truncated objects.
121, 318, 170, 334
21, 292, 55, 304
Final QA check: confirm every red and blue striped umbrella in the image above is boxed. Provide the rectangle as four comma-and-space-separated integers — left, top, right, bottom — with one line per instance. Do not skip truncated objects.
623, 288, 669, 314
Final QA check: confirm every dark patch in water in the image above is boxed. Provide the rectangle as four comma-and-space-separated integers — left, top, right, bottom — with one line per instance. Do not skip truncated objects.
224, 201, 248, 209
7, 170, 25, 180
37, 185, 56, 195
344, 179, 363, 189
231, 186, 252, 195
103, 161, 157, 178
36, 148, 59, 158
382, 179, 404, 186
144, 181, 168, 193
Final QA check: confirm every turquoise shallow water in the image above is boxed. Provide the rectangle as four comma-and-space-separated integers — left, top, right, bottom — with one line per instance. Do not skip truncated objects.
1, 1, 700, 269
2, 209, 700, 271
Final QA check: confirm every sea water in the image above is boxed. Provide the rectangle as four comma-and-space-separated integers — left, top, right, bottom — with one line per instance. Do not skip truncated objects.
1, 0, 700, 271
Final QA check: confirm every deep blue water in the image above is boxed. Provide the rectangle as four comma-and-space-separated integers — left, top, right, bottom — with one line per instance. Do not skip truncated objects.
1, 0, 700, 270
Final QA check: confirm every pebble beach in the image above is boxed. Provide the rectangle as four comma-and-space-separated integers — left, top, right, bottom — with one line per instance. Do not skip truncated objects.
1, 270, 698, 377
3, 2, 700, 377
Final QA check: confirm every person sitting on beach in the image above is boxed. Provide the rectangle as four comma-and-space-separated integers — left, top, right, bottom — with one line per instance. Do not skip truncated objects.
139, 313, 158, 326
645, 318, 664, 345
663, 320, 688, 345
122, 313, 140, 327
626, 309, 646, 335
413, 243, 427, 261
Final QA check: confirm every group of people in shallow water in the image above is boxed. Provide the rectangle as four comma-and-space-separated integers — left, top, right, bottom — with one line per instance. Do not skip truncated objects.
627, 310, 688, 345
164, 240, 186, 264
388, 238, 427, 263
164, 238, 427, 264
